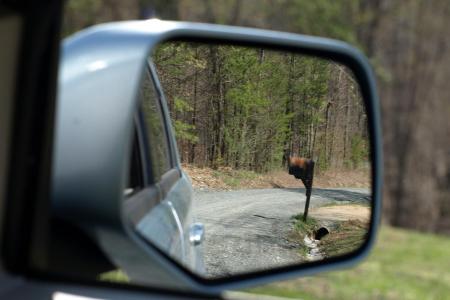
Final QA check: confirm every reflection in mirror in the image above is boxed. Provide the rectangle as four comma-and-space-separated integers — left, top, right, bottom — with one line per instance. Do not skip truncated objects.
150, 42, 371, 278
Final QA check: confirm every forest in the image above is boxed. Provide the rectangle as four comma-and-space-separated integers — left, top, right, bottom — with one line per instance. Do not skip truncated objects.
62, 0, 450, 233
153, 43, 368, 174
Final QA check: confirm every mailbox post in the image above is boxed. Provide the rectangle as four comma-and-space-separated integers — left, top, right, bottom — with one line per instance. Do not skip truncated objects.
301, 162, 314, 221
288, 157, 315, 221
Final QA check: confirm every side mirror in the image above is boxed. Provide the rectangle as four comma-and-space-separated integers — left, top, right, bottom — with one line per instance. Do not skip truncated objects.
53, 20, 382, 293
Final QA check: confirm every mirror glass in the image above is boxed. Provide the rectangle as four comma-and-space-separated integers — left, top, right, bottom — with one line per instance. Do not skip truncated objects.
146, 41, 371, 278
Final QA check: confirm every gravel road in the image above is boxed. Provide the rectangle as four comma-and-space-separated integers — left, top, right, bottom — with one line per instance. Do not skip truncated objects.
193, 187, 370, 278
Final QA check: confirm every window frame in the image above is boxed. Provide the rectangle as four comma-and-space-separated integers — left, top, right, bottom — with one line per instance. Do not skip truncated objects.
137, 64, 176, 186
124, 62, 182, 225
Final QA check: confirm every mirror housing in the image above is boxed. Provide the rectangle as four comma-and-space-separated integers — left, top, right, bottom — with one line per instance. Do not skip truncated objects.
53, 19, 382, 293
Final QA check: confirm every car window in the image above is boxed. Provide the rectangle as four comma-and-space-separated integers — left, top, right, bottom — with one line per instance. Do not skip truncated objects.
140, 68, 171, 183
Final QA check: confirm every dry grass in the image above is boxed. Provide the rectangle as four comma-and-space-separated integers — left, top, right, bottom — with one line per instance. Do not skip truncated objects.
266, 169, 370, 189
183, 164, 370, 190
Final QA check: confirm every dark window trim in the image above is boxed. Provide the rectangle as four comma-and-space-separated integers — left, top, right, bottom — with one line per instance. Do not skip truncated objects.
126, 126, 145, 197
135, 110, 154, 185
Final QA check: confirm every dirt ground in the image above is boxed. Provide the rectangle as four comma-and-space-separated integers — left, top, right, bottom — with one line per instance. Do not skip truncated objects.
182, 164, 370, 190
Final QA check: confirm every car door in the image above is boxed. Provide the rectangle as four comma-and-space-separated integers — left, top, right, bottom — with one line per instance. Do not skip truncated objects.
147, 61, 205, 273
126, 61, 202, 272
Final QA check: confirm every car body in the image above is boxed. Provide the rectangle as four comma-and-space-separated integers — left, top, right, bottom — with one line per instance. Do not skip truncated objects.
53, 38, 205, 276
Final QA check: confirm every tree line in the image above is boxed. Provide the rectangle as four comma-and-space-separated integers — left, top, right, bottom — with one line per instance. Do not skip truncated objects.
153, 43, 368, 173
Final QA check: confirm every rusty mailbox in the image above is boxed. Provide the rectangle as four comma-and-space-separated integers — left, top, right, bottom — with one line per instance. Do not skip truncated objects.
288, 157, 315, 221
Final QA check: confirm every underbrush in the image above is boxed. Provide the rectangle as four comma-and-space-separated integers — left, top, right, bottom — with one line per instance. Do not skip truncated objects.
212, 167, 263, 188
291, 213, 319, 234
289, 214, 319, 257
289, 214, 367, 259
319, 219, 368, 257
